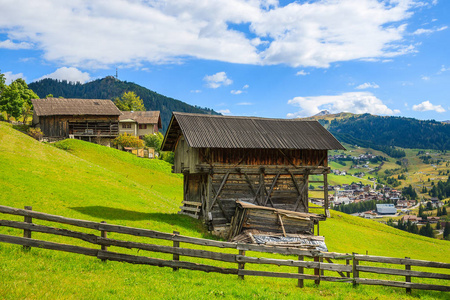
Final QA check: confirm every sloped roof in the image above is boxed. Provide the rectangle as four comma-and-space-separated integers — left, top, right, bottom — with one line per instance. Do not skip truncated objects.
119, 111, 162, 128
162, 112, 345, 151
32, 98, 121, 116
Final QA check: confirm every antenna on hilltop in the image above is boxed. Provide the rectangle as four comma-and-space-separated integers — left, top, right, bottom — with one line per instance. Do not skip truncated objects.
115, 68, 118, 79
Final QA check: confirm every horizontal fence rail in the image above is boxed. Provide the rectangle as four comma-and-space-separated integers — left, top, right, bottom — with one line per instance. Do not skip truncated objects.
0, 205, 449, 293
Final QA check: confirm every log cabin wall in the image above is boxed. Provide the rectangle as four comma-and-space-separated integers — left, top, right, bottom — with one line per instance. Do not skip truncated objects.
38, 115, 119, 138
192, 147, 328, 233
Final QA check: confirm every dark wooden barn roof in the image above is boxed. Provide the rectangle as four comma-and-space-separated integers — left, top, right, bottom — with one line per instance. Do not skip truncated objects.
32, 98, 121, 116
162, 112, 345, 151
119, 111, 162, 128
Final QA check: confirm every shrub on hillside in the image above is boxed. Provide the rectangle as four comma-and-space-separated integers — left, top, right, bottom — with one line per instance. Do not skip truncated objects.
113, 133, 144, 148
27, 128, 43, 140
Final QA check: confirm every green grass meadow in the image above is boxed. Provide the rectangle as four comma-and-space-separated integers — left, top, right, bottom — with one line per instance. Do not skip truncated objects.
0, 122, 448, 299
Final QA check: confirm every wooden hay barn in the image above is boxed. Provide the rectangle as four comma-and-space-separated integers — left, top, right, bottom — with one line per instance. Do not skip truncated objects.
31, 98, 121, 143
161, 112, 345, 238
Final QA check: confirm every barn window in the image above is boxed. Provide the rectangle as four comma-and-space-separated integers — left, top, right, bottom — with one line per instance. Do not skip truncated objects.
139, 124, 147, 129
122, 123, 131, 129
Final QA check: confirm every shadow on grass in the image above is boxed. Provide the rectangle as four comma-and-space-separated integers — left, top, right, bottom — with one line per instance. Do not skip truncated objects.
69, 206, 204, 233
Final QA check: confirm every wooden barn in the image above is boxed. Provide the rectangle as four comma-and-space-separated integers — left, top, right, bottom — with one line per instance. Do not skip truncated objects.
161, 112, 345, 238
31, 98, 121, 144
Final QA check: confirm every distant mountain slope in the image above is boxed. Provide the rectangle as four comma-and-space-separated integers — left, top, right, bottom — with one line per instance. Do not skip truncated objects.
305, 113, 450, 151
29, 76, 219, 132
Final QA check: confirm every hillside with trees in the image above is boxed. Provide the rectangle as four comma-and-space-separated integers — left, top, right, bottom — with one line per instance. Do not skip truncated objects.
28, 76, 219, 132
325, 114, 450, 151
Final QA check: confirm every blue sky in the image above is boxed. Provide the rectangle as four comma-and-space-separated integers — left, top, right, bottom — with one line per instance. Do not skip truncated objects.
1, 0, 449, 121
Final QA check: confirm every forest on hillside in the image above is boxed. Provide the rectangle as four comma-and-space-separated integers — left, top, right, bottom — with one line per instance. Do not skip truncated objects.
29, 77, 219, 132
326, 114, 450, 151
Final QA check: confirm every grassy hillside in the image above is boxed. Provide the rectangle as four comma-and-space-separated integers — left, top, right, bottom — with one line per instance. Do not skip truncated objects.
0, 122, 448, 299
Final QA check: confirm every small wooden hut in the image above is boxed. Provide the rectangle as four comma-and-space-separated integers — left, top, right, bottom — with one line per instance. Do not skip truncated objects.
161, 112, 345, 237
31, 98, 121, 143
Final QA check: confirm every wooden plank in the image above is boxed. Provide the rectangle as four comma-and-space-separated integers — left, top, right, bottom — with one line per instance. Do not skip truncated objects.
0, 219, 99, 244
0, 205, 101, 230
98, 251, 239, 275
179, 206, 201, 213
181, 201, 202, 206
177, 211, 200, 219
237, 256, 352, 272
0, 234, 98, 257
356, 265, 450, 280
173, 231, 180, 271
263, 172, 280, 207
209, 172, 230, 211
355, 278, 450, 292
325, 257, 347, 278
237, 270, 350, 283
355, 254, 450, 269
97, 237, 237, 263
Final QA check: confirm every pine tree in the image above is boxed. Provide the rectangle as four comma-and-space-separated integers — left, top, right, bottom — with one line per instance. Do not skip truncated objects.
443, 222, 450, 239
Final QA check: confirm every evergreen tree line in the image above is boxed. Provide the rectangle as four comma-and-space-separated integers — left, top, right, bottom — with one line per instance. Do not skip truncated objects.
428, 176, 450, 200
328, 114, 450, 151
402, 185, 418, 200
28, 77, 220, 133
387, 219, 450, 240
333, 199, 394, 214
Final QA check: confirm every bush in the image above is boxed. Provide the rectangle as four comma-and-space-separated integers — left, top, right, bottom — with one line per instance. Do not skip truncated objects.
143, 132, 163, 153
52, 140, 73, 151
27, 128, 43, 140
113, 133, 144, 148
160, 151, 174, 164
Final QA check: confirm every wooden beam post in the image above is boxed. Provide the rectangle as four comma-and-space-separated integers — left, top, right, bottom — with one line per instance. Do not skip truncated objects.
100, 221, 107, 262
314, 256, 320, 285
173, 231, 180, 271
353, 252, 359, 287
298, 255, 304, 288
324, 173, 330, 218
238, 250, 246, 280
346, 255, 351, 278
23, 206, 32, 251
405, 256, 411, 294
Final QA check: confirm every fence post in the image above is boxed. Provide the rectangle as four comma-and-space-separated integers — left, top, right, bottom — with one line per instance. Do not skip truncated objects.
314, 256, 320, 285
238, 250, 246, 280
100, 221, 107, 262
298, 255, 304, 288
23, 206, 32, 251
352, 252, 359, 287
346, 254, 350, 278
173, 231, 180, 271
405, 256, 411, 294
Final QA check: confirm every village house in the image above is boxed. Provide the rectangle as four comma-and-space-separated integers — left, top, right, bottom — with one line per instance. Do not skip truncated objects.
161, 112, 345, 238
119, 111, 162, 139
31, 98, 121, 145
402, 215, 421, 223
376, 204, 397, 215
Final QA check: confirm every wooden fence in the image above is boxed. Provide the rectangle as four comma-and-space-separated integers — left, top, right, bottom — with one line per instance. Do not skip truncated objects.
0, 205, 448, 293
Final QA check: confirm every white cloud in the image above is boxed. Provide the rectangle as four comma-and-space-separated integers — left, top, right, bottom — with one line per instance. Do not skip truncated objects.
412, 101, 445, 113
0, 39, 32, 49
0, 0, 426, 68
439, 65, 450, 73
237, 102, 253, 106
190, 89, 202, 93
421, 75, 430, 81
296, 70, 309, 76
287, 92, 400, 118
217, 109, 231, 115
204, 72, 232, 88
413, 25, 447, 35
35, 67, 91, 83
231, 84, 249, 94
4, 72, 26, 84
355, 82, 380, 89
